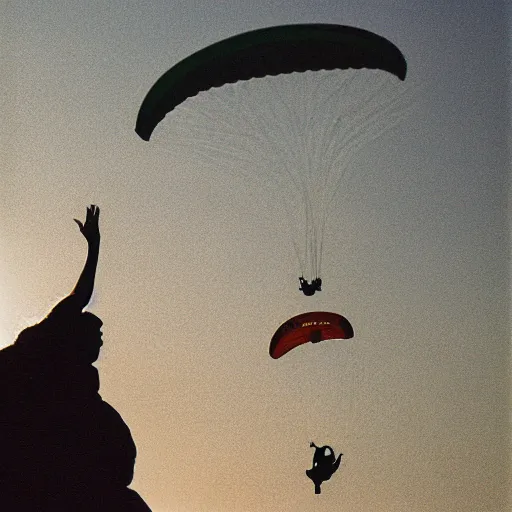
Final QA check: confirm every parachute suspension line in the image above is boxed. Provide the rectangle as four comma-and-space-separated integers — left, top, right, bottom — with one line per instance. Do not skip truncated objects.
330, 79, 407, 182
306, 73, 329, 278
179, 97, 260, 153
235, 88, 299, 186
315, 81, 411, 271
243, 78, 324, 280
175, 90, 281, 185
168, 115, 276, 181
249, 73, 399, 280
295, 72, 367, 279
309, 72, 361, 168
273, 78, 305, 153
284, 76, 313, 277
303, 182, 316, 279
293, 72, 347, 278
313, 74, 410, 274
318, 73, 393, 191
232, 80, 319, 277
328, 79, 407, 189
189, 96, 277, 164
232, 82, 310, 272
300, 73, 317, 187
154, 71, 410, 282
320, 100, 404, 266
298, 74, 322, 278
136, 25, 411, 287
309, 72, 372, 277
240, 107, 310, 222
302, 109, 318, 276
324, 80, 411, 207
231, 84, 313, 273
310, 72, 359, 149
162, 105, 263, 171
164, 91, 308, 273
317, 157, 357, 277
305, 141, 319, 279
304, 71, 375, 278
165, 96, 296, 211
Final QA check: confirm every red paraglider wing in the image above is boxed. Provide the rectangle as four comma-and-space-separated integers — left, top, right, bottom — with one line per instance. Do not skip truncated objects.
269, 311, 354, 359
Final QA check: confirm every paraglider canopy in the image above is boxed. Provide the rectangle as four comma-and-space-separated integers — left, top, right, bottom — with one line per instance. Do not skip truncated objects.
135, 23, 407, 141
269, 311, 353, 359
134, 23, 409, 286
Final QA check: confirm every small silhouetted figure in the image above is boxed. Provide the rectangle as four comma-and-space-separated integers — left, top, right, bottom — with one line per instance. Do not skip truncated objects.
299, 276, 322, 296
306, 442, 342, 494
0, 205, 152, 511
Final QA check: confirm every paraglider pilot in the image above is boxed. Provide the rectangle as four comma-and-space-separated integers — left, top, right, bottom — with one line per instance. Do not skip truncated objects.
299, 276, 322, 296
306, 442, 342, 494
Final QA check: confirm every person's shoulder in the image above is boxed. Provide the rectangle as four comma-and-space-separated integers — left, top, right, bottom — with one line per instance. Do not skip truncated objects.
46, 295, 82, 321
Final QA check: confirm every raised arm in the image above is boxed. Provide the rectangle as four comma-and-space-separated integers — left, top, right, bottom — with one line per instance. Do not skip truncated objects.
70, 205, 100, 309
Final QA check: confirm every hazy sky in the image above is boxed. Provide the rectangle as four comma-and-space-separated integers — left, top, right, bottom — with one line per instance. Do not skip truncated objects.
1, 1, 510, 511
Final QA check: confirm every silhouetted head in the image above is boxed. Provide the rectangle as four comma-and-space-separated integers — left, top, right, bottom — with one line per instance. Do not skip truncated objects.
72, 312, 104, 363
15, 310, 104, 364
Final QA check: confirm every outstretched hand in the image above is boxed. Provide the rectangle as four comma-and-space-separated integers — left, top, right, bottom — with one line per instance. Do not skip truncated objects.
74, 205, 100, 245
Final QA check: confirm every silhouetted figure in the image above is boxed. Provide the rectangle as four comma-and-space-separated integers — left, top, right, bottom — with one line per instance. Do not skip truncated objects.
306, 442, 342, 494
0, 205, 152, 511
299, 276, 322, 296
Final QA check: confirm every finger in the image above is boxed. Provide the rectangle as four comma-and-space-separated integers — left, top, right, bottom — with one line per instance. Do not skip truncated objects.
73, 219, 83, 230
90, 205, 99, 220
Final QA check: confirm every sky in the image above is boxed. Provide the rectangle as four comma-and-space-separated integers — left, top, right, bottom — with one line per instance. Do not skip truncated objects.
1, 1, 510, 511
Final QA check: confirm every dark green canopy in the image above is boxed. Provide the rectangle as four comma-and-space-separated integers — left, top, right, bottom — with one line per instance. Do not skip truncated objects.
135, 24, 407, 141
